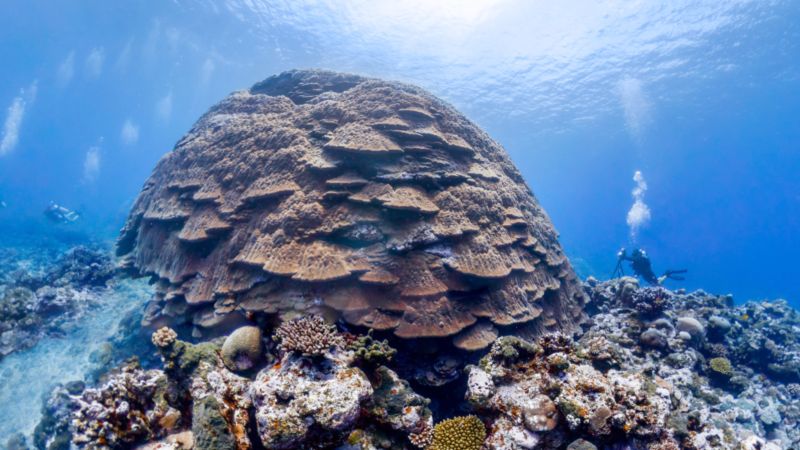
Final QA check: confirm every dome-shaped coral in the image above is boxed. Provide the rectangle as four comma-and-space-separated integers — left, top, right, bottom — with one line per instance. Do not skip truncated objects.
117, 69, 586, 349
428, 415, 486, 450
221, 325, 263, 371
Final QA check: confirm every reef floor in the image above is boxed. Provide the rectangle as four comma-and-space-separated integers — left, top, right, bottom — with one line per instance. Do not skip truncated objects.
2, 245, 798, 450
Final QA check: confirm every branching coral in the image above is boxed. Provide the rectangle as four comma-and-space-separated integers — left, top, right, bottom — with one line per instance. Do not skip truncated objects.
427, 415, 486, 450
151, 326, 178, 349
275, 315, 344, 357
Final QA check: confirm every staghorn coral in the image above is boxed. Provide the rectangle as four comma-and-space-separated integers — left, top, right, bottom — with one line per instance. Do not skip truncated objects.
116, 69, 587, 349
428, 415, 486, 450
275, 314, 344, 357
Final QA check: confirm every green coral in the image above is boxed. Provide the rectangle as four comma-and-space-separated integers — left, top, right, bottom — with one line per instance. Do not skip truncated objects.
366, 366, 432, 431
427, 415, 486, 450
153, 330, 220, 379
709, 357, 734, 377
348, 330, 397, 366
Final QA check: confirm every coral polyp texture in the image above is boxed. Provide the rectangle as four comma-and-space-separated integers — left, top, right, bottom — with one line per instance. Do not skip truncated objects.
116, 69, 586, 348
275, 314, 343, 357
428, 415, 487, 450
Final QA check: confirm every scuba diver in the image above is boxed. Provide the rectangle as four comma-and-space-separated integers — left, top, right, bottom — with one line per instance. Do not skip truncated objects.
44, 201, 81, 224
612, 247, 686, 286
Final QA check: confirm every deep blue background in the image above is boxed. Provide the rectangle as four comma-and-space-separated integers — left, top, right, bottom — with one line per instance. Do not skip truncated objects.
1, 0, 798, 304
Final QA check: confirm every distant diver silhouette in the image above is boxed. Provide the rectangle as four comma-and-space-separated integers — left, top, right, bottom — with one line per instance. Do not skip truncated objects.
612, 248, 686, 285
44, 201, 80, 224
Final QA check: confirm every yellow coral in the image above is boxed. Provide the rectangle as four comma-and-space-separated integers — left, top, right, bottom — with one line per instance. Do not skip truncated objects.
709, 357, 734, 376
427, 415, 486, 450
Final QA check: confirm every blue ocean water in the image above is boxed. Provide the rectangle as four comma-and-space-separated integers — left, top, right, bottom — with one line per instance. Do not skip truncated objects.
3, 1, 798, 306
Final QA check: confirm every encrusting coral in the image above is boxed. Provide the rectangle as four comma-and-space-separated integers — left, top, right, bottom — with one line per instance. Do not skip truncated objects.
116, 69, 587, 350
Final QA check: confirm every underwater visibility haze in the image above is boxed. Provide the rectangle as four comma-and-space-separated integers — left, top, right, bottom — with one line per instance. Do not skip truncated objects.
1, 1, 800, 449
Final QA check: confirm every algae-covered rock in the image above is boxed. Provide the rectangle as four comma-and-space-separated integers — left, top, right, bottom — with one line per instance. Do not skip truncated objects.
249, 350, 373, 448
364, 366, 432, 436
192, 395, 236, 450
190, 361, 253, 450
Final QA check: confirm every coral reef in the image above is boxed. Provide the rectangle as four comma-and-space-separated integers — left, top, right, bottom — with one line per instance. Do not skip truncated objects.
30, 277, 800, 450
0, 246, 115, 359
21, 72, 800, 450
34, 319, 443, 449
468, 335, 674, 449
116, 69, 586, 349
582, 277, 800, 448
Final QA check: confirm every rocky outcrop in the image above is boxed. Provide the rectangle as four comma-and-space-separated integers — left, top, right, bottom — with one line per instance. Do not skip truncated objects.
250, 350, 373, 448
116, 69, 586, 349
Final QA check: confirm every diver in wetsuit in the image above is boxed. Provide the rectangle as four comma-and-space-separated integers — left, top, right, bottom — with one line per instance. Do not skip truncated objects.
612, 248, 686, 285
44, 201, 80, 224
